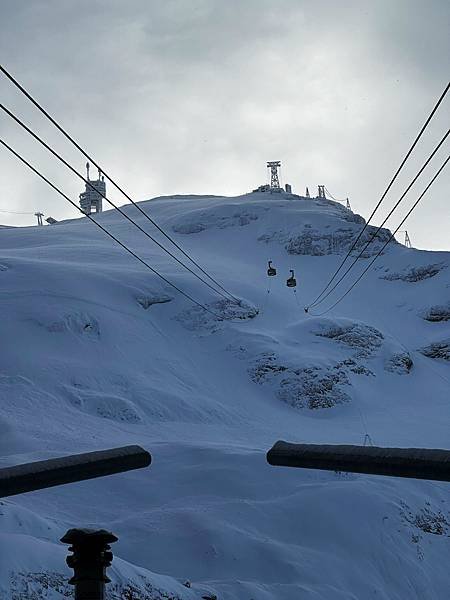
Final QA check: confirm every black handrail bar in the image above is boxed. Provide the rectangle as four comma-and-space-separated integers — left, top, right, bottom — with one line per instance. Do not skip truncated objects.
0, 445, 151, 498
267, 441, 450, 482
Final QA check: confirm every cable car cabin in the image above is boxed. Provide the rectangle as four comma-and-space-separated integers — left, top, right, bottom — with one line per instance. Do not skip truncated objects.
286, 270, 297, 288
267, 261, 277, 277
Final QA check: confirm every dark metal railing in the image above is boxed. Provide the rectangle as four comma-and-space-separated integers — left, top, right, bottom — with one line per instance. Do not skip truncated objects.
267, 441, 450, 482
0, 445, 151, 498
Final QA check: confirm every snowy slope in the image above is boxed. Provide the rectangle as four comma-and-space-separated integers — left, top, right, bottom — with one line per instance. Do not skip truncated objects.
0, 191, 449, 599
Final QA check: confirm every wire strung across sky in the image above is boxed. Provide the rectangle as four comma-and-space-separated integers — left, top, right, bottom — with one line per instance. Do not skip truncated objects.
324, 187, 346, 203
0, 137, 229, 320
307, 80, 450, 310
0, 63, 237, 304
0, 101, 237, 305
308, 127, 450, 310
308, 152, 450, 316
0, 208, 36, 215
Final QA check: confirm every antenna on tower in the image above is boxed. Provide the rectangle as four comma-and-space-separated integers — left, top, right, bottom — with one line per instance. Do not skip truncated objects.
86, 162, 90, 181
98, 167, 101, 180
267, 161, 281, 189
346, 197, 351, 210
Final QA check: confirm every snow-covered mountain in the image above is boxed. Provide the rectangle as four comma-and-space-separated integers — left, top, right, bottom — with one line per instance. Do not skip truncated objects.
0, 191, 449, 600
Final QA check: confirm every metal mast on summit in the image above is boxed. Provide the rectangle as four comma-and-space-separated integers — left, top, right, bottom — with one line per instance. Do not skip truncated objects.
34, 211, 44, 226
267, 161, 281, 189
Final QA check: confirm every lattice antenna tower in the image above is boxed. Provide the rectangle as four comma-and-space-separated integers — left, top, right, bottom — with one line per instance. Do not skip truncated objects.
267, 161, 281, 188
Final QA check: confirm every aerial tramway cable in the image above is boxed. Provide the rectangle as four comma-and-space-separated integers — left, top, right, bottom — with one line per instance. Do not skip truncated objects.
307, 127, 450, 310
308, 81, 450, 309
0, 137, 226, 320
0, 63, 238, 303
0, 102, 236, 304
308, 153, 450, 316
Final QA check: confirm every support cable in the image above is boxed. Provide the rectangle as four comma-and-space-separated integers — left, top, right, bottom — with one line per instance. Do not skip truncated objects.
308, 81, 450, 308
324, 187, 346, 203
0, 103, 235, 303
308, 128, 450, 309
0, 63, 238, 303
0, 208, 36, 215
0, 137, 225, 320
308, 153, 450, 316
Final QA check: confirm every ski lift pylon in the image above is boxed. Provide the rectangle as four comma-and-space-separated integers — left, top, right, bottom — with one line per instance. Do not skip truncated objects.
267, 260, 277, 277
286, 269, 297, 288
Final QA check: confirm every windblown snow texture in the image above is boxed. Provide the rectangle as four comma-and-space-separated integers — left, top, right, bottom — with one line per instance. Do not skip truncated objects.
0, 191, 449, 599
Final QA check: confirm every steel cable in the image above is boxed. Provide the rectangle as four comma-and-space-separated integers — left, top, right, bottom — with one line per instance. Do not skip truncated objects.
0, 137, 226, 320
0, 63, 238, 303
308, 81, 450, 308
309, 153, 450, 316
0, 102, 236, 303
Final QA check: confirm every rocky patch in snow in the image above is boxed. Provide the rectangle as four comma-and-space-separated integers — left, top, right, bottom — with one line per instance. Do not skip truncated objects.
401, 501, 450, 536
172, 206, 262, 234
314, 321, 384, 358
278, 366, 351, 410
175, 299, 258, 333
313, 320, 414, 374
384, 352, 413, 374
137, 294, 173, 309
5, 571, 197, 600
258, 221, 392, 257
334, 358, 375, 377
286, 226, 392, 257
419, 338, 450, 361
381, 263, 446, 282
420, 302, 450, 322
249, 352, 351, 410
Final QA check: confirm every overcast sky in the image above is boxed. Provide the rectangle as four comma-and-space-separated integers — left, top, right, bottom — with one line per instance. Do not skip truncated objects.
0, 0, 449, 249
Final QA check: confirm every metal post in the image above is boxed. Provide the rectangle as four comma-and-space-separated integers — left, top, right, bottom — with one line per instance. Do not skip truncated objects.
62, 529, 117, 600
